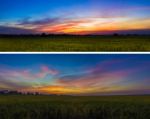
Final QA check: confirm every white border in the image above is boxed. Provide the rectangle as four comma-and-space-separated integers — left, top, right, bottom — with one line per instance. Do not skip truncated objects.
0, 52, 150, 54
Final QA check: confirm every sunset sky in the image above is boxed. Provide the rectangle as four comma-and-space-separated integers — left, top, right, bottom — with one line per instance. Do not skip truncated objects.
0, 0, 150, 34
0, 54, 150, 95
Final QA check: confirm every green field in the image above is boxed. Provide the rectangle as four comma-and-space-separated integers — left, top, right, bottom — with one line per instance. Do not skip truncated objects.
0, 95, 150, 119
0, 35, 150, 51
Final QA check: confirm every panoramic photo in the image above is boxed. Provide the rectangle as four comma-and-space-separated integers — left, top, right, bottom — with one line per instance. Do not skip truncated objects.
0, 0, 150, 51
0, 54, 150, 119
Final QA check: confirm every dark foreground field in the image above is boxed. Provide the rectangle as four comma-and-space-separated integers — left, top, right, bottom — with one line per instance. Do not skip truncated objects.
0, 95, 150, 119
0, 35, 150, 51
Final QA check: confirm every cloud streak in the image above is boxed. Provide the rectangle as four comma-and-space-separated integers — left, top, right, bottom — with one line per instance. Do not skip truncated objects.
0, 25, 35, 34
18, 17, 60, 26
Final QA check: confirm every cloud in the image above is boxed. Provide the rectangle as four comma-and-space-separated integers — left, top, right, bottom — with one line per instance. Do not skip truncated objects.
55, 59, 143, 95
38, 17, 150, 34
0, 14, 150, 34
33, 68, 130, 95
0, 65, 59, 91
0, 64, 59, 91
35, 65, 59, 78
0, 25, 36, 34
0, 65, 59, 80
0, 76, 31, 90
57, 69, 132, 88
18, 17, 60, 26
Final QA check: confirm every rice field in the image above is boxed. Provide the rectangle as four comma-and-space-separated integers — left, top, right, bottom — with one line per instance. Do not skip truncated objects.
0, 95, 150, 119
0, 35, 149, 51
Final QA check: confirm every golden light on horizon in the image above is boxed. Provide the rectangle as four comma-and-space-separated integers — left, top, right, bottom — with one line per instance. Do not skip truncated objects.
36, 17, 150, 34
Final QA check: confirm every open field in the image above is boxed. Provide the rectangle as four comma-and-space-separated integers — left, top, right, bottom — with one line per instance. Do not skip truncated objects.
0, 95, 150, 119
0, 35, 150, 51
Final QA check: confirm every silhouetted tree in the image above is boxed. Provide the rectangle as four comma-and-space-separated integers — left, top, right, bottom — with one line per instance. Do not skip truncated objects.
113, 33, 119, 36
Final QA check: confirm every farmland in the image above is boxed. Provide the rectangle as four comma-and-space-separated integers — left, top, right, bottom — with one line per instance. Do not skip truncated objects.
0, 95, 150, 119
0, 35, 150, 51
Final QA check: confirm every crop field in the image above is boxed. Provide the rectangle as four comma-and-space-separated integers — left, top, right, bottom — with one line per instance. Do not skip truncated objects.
0, 95, 149, 119
0, 35, 150, 51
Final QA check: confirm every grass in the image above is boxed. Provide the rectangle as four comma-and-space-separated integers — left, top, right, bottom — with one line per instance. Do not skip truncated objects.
0, 95, 150, 119
0, 35, 150, 51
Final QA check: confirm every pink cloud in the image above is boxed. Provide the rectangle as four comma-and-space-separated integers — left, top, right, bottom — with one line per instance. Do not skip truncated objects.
41, 65, 59, 75
34, 65, 59, 79
57, 59, 140, 89
57, 69, 132, 88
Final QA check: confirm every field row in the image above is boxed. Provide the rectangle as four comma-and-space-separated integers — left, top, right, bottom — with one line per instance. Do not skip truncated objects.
0, 95, 150, 119
0, 36, 150, 51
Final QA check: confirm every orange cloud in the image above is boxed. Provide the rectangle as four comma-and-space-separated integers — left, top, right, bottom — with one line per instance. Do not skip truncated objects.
38, 17, 150, 34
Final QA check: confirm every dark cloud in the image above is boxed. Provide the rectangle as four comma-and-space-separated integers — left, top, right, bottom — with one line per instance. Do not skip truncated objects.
0, 26, 36, 34
18, 17, 60, 26
114, 29, 150, 35
0, 17, 61, 34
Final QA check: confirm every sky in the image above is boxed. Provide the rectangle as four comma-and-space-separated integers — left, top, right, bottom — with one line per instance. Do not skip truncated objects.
0, 0, 150, 34
0, 54, 150, 95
